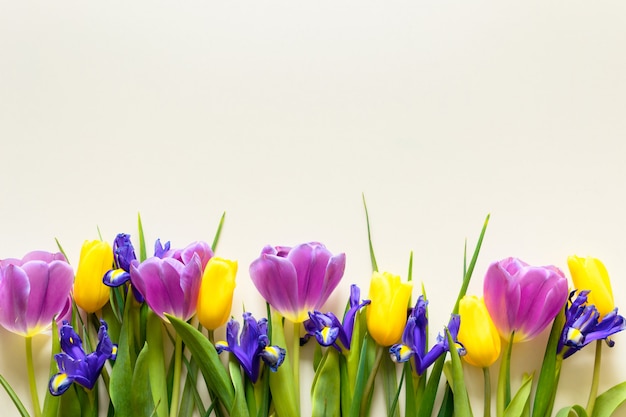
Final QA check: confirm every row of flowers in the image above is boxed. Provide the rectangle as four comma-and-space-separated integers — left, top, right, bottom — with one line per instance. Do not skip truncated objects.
1, 213, 625, 417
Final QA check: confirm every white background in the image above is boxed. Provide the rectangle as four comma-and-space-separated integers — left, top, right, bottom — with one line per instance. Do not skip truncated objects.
1, 1, 626, 416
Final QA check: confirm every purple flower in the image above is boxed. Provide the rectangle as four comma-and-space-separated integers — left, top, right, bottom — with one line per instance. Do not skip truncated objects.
558, 290, 626, 359
389, 296, 464, 375
249, 242, 346, 323
302, 284, 370, 352
103, 234, 143, 301
0, 251, 73, 337
216, 312, 286, 383
49, 320, 117, 395
483, 257, 569, 343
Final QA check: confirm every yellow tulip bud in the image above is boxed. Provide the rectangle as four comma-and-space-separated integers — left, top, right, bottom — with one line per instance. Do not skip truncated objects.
366, 271, 413, 346
74, 240, 113, 313
197, 257, 237, 330
457, 295, 501, 368
567, 255, 614, 317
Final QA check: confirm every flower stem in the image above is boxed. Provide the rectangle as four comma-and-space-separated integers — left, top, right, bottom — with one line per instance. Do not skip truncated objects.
169, 334, 183, 417
292, 321, 301, 412
360, 344, 384, 415
25, 336, 42, 417
483, 367, 491, 417
586, 340, 602, 416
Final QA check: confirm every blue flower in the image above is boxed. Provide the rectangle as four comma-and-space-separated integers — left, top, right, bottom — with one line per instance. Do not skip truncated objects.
389, 296, 464, 375
558, 290, 626, 359
49, 320, 117, 395
302, 284, 370, 352
216, 312, 286, 383
103, 233, 144, 302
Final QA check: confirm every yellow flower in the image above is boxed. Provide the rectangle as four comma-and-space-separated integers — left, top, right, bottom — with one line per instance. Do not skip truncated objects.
197, 257, 237, 330
457, 295, 501, 368
74, 240, 113, 313
567, 255, 615, 317
366, 271, 413, 346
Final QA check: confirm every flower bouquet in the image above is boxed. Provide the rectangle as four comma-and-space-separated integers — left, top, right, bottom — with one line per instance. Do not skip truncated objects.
1, 203, 626, 417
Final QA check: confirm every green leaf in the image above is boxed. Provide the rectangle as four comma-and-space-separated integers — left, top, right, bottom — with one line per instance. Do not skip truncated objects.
555, 404, 588, 417
417, 355, 445, 417
131, 343, 157, 417
146, 312, 168, 417
42, 320, 61, 417
267, 312, 299, 417
311, 348, 341, 417
165, 315, 236, 413
211, 212, 226, 252
446, 330, 473, 417
436, 383, 455, 417
228, 356, 250, 417
592, 381, 626, 417
504, 373, 533, 417
137, 213, 147, 262
348, 335, 372, 417
0, 373, 30, 417
532, 309, 565, 417
362, 193, 378, 272
109, 295, 137, 417
381, 351, 400, 417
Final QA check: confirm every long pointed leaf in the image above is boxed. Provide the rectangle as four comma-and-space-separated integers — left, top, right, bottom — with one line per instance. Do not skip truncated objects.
592, 381, 626, 417
362, 193, 378, 272
504, 373, 534, 417
0, 373, 31, 417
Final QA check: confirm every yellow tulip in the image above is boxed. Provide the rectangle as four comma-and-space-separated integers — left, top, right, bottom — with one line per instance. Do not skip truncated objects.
197, 257, 237, 330
366, 271, 413, 346
74, 240, 113, 313
457, 295, 501, 368
567, 255, 615, 317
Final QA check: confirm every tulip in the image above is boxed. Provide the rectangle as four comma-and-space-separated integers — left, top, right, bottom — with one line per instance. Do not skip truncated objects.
216, 312, 286, 383
197, 257, 237, 330
74, 240, 114, 313
389, 296, 464, 375
366, 271, 413, 346
49, 320, 117, 395
249, 242, 346, 323
457, 295, 501, 367
558, 290, 626, 359
0, 251, 73, 337
567, 256, 615, 317
302, 284, 370, 352
483, 257, 568, 343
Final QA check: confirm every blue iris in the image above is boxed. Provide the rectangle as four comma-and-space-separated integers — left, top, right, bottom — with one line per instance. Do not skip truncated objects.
558, 290, 626, 359
389, 296, 464, 375
49, 320, 117, 396
216, 312, 286, 383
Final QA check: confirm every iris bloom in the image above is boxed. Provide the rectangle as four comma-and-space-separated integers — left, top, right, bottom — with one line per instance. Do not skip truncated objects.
130, 240, 212, 321
389, 296, 464, 375
197, 257, 237, 330
302, 284, 370, 352
366, 271, 413, 346
483, 257, 568, 343
102, 233, 143, 302
0, 251, 73, 337
216, 312, 286, 383
567, 256, 615, 317
249, 242, 346, 323
558, 290, 626, 359
457, 295, 501, 368
74, 240, 114, 313
49, 320, 117, 395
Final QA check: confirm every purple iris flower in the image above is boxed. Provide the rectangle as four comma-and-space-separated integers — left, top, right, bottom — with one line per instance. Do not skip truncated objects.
389, 296, 464, 375
49, 320, 117, 395
249, 242, 346, 323
215, 312, 286, 383
302, 284, 370, 352
103, 234, 143, 301
0, 251, 73, 337
558, 290, 626, 359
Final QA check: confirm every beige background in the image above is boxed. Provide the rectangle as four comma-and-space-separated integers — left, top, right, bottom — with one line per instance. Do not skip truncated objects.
1, 1, 626, 416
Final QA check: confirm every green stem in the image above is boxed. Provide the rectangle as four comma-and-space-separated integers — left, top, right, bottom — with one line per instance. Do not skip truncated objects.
292, 321, 301, 412
496, 334, 513, 417
170, 334, 183, 417
586, 340, 602, 416
360, 345, 384, 415
483, 367, 491, 417
25, 336, 42, 417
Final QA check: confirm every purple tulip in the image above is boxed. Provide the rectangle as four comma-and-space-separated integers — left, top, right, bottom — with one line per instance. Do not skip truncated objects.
483, 257, 568, 343
249, 242, 346, 323
215, 312, 286, 383
130, 240, 212, 321
49, 320, 117, 395
0, 251, 73, 337
302, 284, 370, 352
389, 296, 464, 375
558, 290, 626, 359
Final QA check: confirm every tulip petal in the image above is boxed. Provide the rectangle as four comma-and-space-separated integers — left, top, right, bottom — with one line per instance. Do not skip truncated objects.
250, 254, 300, 321
0, 265, 30, 335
